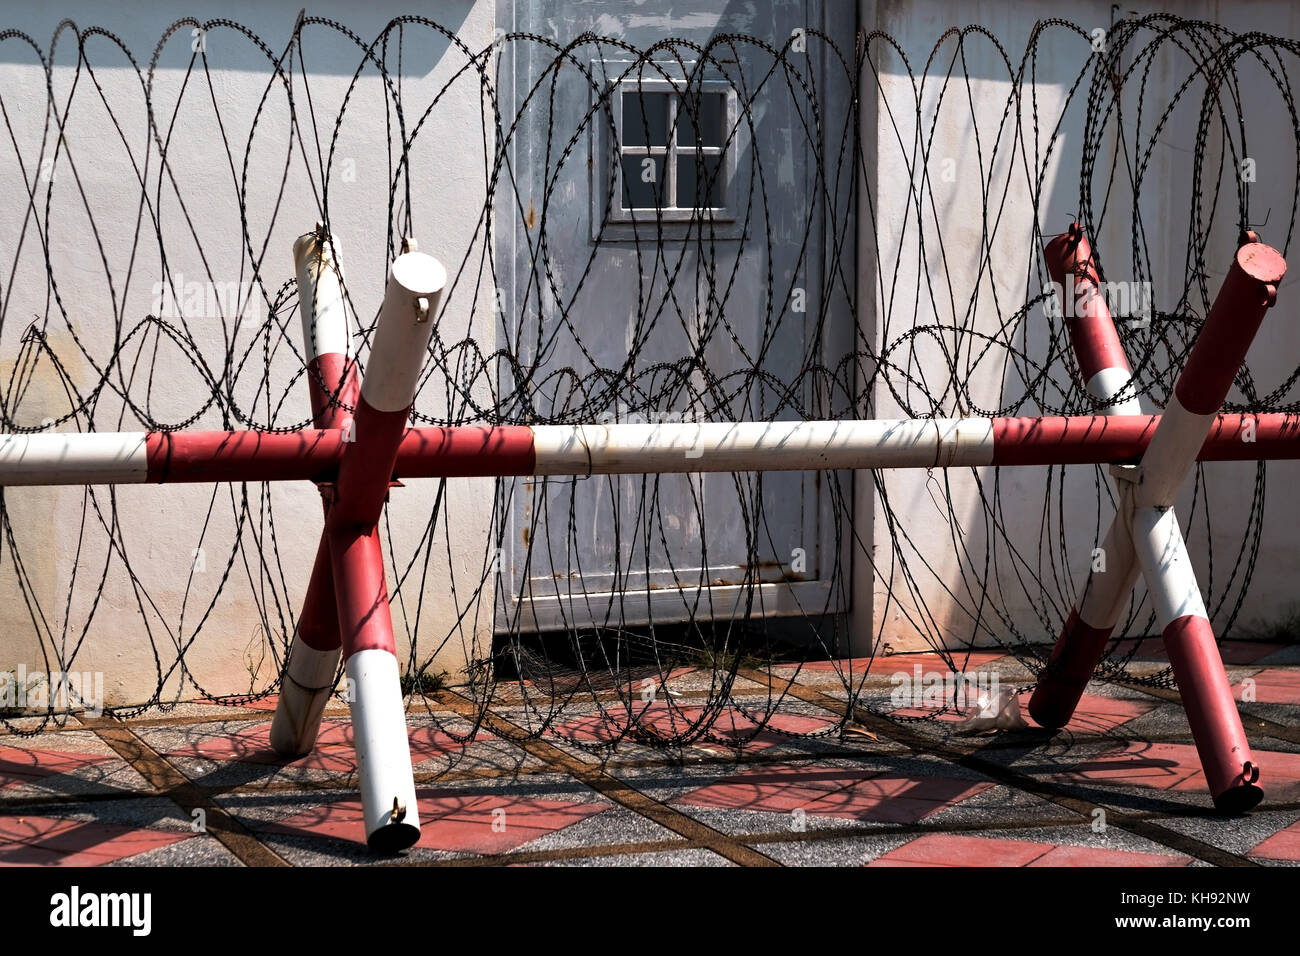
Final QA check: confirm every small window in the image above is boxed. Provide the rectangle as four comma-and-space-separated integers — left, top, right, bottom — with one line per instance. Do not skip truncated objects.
621, 91, 668, 148
608, 80, 734, 220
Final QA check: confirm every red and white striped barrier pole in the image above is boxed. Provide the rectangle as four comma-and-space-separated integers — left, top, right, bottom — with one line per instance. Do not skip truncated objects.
1032, 236, 1283, 810
1, 413, 1297, 486
270, 227, 359, 757
1029, 224, 1144, 728
1045, 222, 1143, 416
0, 234, 1287, 823
1132, 508, 1261, 810
326, 238, 445, 851
1125, 239, 1284, 811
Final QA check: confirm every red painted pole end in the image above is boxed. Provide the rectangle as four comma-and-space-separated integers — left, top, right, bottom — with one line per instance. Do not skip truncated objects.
1028, 609, 1116, 729
1163, 614, 1264, 813
1176, 241, 1287, 416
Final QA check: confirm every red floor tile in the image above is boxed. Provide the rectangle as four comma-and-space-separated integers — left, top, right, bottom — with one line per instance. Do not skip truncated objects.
1029, 844, 1188, 866
889, 691, 1148, 734
407, 727, 467, 765
787, 657, 875, 674
0, 815, 191, 866
867, 859, 949, 867
677, 763, 990, 823
0, 745, 115, 790
241, 695, 281, 712
1108, 638, 1169, 661
1167, 746, 1300, 791
1234, 668, 1300, 705
817, 775, 993, 823
1248, 821, 1300, 862
704, 711, 840, 749
1065, 694, 1156, 733
678, 765, 874, 814
792, 650, 1006, 676
264, 791, 606, 854
1111, 638, 1284, 665
165, 719, 459, 771
555, 704, 833, 751
878, 651, 1009, 672
167, 720, 340, 769
1056, 742, 1206, 790
888, 703, 995, 723
1218, 642, 1286, 665
1055, 742, 1300, 795
555, 703, 710, 744
869, 834, 1187, 867
869, 833, 1051, 866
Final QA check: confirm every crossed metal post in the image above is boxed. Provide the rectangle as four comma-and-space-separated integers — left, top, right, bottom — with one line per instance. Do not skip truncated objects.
270, 229, 446, 851
0, 224, 1286, 847
1029, 225, 1285, 812
269, 227, 356, 759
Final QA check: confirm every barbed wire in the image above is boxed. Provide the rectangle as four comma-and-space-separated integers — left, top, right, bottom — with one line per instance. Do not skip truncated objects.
1, 14, 1296, 749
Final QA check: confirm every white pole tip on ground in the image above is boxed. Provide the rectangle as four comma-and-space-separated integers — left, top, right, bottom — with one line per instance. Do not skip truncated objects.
345, 649, 421, 852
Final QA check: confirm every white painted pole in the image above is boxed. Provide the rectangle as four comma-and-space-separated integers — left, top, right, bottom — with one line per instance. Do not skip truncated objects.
3, 414, 1299, 487
293, 229, 352, 364
530, 418, 996, 475
270, 228, 355, 758
327, 237, 446, 851
0, 432, 149, 485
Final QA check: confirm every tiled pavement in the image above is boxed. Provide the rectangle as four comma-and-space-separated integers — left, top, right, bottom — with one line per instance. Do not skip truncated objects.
2, 641, 1298, 867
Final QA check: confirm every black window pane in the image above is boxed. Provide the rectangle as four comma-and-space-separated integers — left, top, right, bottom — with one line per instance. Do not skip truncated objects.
622, 153, 666, 207
622, 91, 668, 147
677, 154, 723, 208
678, 93, 725, 147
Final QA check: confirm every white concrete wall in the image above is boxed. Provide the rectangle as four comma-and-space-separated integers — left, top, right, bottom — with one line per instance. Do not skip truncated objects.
861, 0, 1300, 651
0, 2, 497, 705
